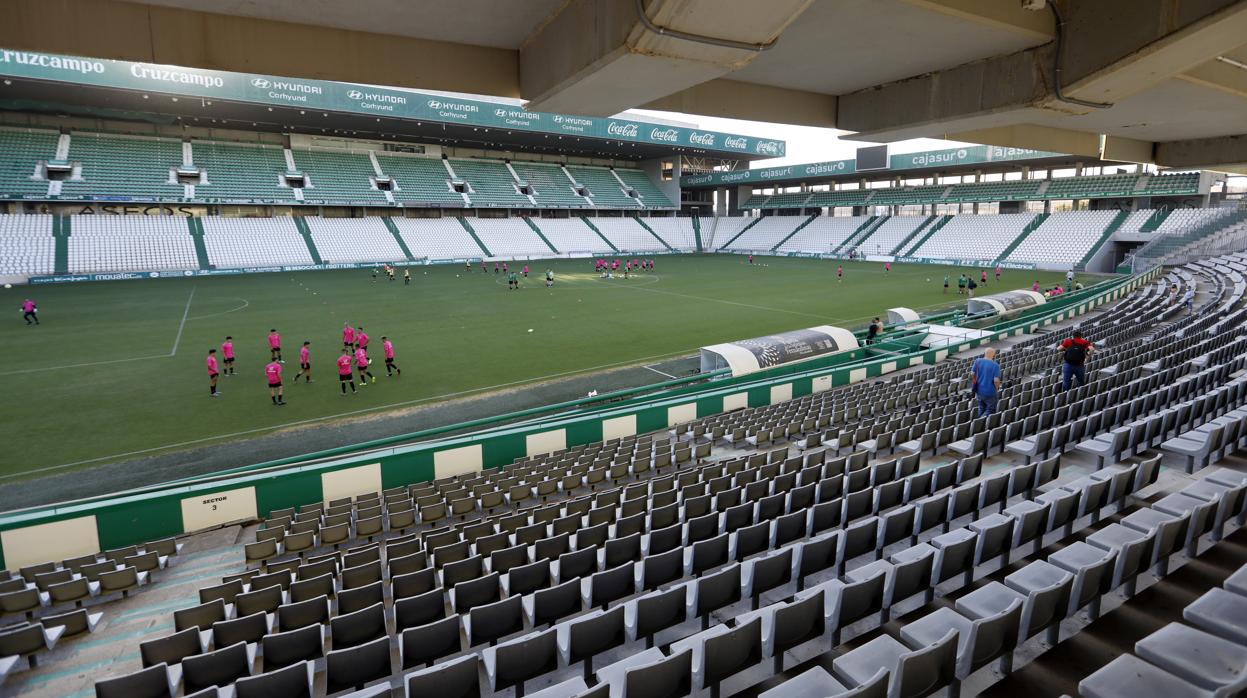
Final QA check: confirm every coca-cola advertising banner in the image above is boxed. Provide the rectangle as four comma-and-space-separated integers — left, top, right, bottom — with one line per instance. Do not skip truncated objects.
0, 48, 785, 158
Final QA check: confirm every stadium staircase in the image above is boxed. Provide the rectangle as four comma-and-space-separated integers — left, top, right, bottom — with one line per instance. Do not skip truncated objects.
768, 214, 818, 252
456, 217, 492, 257
1140, 208, 1173, 233
187, 218, 211, 269
579, 216, 619, 252
887, 215, 937, 255
632, 217, 674, 251
692, 216, 703, 252
1075, 209, 1130, 269
993, 212, 1049, 264
838, 215, 889, 254
523, 217, 559, 254
900, 214, 952, 256
380, 218, 416, 261
717, 216, 763, 250
291, 217, 324, 265
51, 215, 70, 272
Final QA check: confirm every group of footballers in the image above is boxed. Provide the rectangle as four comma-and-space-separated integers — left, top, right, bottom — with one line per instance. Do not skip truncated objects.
372, 264, 412, 285
205, 322, 403, 405
596, 257, 655, 278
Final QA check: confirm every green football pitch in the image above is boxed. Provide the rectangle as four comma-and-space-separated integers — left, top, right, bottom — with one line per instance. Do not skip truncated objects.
0, 255, 1075, 482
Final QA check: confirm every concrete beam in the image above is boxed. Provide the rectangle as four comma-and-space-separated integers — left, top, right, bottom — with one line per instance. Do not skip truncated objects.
0, 0, 519, 96
520, 0, 813, 116
642, 78, 837, 127
1177, 57, 1247, 98
1154, 133, 1247, 169
947, 124, 1103, 157
839, 0, 1247, 142
897, 0, 1054, 41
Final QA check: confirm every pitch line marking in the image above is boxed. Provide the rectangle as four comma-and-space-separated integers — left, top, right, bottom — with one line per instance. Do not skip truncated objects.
642, 365, 677, 379
0, 354, 170, 376
186, 297, 250, 321
169, 285, 197, 356
0, 346, 709, 481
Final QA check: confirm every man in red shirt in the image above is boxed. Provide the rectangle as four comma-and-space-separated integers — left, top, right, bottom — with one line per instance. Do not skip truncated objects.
1058, 330, 1094, 390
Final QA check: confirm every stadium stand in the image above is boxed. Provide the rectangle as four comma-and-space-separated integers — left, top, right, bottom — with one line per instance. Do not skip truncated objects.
201, 217, 314, 268
591, 217, 669, 252
59, 132, 184, 201
527, 218, 607, 255
450, 159, 532, 209
292, 149, 388, 205
194, 141, 296, 203
0, 126, 60, 199
470, 217, 553, 257
720, 215, 806, 251
1004, 210, 1120, 268
775, 215, 866, 252
376, 155, 465, 207
1041, 174, 1141, 200
643, 217, 698, 250
304, 218, 405, 265
943, 179, 1044, 203
0, 214, 54, 277
803, 189, 873, 209
510, 162, 587, 209
565, 166, 641, 209
67, 215, 199, 273
615, 168, 675, 209
910, 212, 1038, 261
1143, 172, 1200, 195
24, 253, 1245, 698
855, 216, 929, 256
390, 217, 484, 260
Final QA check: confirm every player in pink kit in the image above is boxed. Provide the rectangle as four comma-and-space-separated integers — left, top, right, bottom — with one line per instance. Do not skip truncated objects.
382, 336, 402, 377
884, 261, 891, 273
221, 336, 236, 375
268, 329, 283, 363
206, 348, 220, 397
355, 346, 376, 384
356, 327, 370, 350
337, 348, 357, 394
1032, 280, 1040, 292
265, 359, 286, 406
342, 323, 355, 349
20, 299, 38, 325
294, 341, 312, 383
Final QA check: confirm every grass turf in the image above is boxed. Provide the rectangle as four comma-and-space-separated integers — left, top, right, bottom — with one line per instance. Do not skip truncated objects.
0, 255, 1076, 481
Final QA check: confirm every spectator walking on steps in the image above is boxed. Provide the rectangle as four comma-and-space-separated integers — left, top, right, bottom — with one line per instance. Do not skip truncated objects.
866, 317, 881, 345
971, 348, 1001, 417
1183, 287, 1195, 314
1058, 330, 1093, 391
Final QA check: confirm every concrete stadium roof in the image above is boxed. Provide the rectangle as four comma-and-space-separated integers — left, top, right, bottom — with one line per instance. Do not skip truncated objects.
3, 0, 1246, 172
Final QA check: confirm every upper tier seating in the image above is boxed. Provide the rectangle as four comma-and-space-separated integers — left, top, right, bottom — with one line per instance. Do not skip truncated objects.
292, 150, 388, 205
376, 156, 465, 207
1043, 174, 1140, 199
615, 168, 675, 208
0, 214, 54, 276
67, 215, 197, 273
201, 217, 313, 268
59, 133, 183, 201
911, 212, 1037, 261
0, 127, 58, 198
510, 162, 586, 209
450, 159, 531, 209
1144, 172, 1199, 195
565, 166, 641, 209
943, 179, 1043, 203
304, 218, 404, 264
194, 141, 295, 203
803, 190, 873, 209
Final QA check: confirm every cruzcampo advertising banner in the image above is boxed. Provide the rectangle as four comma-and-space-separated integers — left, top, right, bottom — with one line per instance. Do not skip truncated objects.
681, 145, 1065, 187
0, 48, 784, 158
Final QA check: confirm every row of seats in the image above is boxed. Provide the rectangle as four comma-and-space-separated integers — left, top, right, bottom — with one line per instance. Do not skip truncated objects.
742, 173, 1201, 210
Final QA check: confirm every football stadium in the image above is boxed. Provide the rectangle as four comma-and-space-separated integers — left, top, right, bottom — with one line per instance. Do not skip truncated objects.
1, 1, 1247, 696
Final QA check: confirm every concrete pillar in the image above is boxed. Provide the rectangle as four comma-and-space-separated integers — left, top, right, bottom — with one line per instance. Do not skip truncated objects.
1043, 199, 1051, 214
973, 202, 980, 214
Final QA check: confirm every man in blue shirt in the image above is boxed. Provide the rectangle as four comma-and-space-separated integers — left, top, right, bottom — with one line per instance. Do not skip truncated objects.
971, 347, 1001, 416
